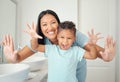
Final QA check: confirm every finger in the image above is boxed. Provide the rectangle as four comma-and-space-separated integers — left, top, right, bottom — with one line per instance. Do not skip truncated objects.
96, 33, 101, 36
6, 34, 10, 46
91, 28, 94, 35
109, 36, 114, 48
9, 35, 14, 51
99, 51, 105, 57
32, 22, 37, 31
8, 34, 11, 46
23, 30, 29, 34
32, 22, 34, 30
27, 24, 31, 30
107, 35, 112, 48
1, 35, 5, 46
2, 35, 5, 45
37, 35, 43, 39
4, 35, 8, 46
35, 24, 37, 31
104, 37, 108, 49
87, 31, 91, 37
107, 35, 111, 44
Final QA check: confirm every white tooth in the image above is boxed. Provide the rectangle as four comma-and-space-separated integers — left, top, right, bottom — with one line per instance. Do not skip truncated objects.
48, 31, 54, 34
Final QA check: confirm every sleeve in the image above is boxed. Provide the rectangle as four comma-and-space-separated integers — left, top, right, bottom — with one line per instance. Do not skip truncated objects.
77, 47, 86, 61
44, 45, 50, 57
27, 41, 38, 53
74, 30, 89, 48
44, 45, 55, 57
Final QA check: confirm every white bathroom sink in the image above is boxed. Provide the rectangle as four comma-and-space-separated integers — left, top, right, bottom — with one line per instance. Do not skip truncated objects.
21, 53, 47, 71
0, 63, 30, 82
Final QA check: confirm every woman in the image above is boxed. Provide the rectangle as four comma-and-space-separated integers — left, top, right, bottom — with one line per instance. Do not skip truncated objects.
2, 10, 116, 82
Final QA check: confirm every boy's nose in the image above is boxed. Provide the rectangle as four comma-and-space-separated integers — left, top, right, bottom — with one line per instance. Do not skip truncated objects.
63, 39, 68, 44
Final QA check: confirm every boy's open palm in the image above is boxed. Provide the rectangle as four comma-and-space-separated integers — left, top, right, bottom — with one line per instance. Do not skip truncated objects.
88, 29, 103, 44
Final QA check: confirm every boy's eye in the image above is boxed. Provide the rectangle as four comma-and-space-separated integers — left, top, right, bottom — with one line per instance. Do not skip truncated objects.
60, 36, 64, 38
68, 38, 71, 39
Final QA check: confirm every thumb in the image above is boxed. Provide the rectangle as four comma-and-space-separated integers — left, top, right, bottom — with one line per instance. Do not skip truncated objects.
99, 51, 105, 57
37, 35, 43, 39
14, 50, 18, 56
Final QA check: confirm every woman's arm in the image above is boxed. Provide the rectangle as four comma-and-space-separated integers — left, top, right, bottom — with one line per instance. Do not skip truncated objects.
17, 46, 35, 62
30, 38, 45, 52
25, 23, 45, 52
2, 34, 35, 63
83, 44, 97, 59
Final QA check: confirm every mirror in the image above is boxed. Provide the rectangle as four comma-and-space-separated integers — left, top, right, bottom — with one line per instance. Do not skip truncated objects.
0, 0, 16, 63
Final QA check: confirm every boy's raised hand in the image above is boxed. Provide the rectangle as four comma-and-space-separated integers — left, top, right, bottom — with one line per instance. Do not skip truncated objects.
87, 29, 103, 44
24, 22, 43, 39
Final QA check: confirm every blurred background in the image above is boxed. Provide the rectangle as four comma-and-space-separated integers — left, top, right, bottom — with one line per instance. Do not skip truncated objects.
0, 0, 119, 82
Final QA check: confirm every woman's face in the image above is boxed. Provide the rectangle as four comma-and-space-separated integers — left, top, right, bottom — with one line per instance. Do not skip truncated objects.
40, 14, 59, 41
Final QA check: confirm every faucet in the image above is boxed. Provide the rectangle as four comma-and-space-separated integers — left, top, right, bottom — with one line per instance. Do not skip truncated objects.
0, 45, 4, 63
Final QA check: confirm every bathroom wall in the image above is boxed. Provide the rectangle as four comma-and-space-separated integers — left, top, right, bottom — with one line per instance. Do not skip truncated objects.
0, 0, 16, 63
116, 0, 120, 81
78, 0, 117, 82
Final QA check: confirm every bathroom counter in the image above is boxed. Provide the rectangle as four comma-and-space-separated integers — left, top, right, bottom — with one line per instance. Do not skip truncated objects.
25, 60, 48, 82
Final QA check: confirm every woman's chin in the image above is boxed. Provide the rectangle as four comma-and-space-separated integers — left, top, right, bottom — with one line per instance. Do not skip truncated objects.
47, 36, 57, 41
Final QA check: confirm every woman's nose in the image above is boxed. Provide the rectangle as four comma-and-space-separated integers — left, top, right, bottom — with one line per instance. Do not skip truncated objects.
47, 24, 53, 30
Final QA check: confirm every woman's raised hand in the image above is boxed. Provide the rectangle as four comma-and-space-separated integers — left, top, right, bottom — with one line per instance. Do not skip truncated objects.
24, 22, 42, 39
87, 29, 103, 44
2, 34, 18, 63
100, 36, 116, 62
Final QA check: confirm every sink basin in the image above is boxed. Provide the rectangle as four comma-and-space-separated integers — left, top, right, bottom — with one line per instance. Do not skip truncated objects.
21, 53, 47, 71
0, 63, 30, 82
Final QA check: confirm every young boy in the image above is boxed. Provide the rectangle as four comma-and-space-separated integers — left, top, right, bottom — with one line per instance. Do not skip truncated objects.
30, 21, 97, 82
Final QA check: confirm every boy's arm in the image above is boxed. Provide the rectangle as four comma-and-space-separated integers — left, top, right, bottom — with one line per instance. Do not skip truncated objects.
83, 44, 97, 59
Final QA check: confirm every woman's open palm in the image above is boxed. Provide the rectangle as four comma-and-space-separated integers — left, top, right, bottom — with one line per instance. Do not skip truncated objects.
2, 35, 18, 63
100, 36, 116, 62
24, 22, 42, 39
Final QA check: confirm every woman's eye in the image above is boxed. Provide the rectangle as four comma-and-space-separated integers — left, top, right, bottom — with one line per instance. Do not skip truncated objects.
43, 24, 47, 26
52, 21, 56, 24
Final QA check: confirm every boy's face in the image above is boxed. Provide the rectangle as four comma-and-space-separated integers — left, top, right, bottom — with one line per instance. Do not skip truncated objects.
57, 29, 76, 50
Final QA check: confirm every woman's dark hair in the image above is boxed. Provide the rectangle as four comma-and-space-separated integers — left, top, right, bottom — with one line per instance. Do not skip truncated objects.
37, 9, 60, 44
